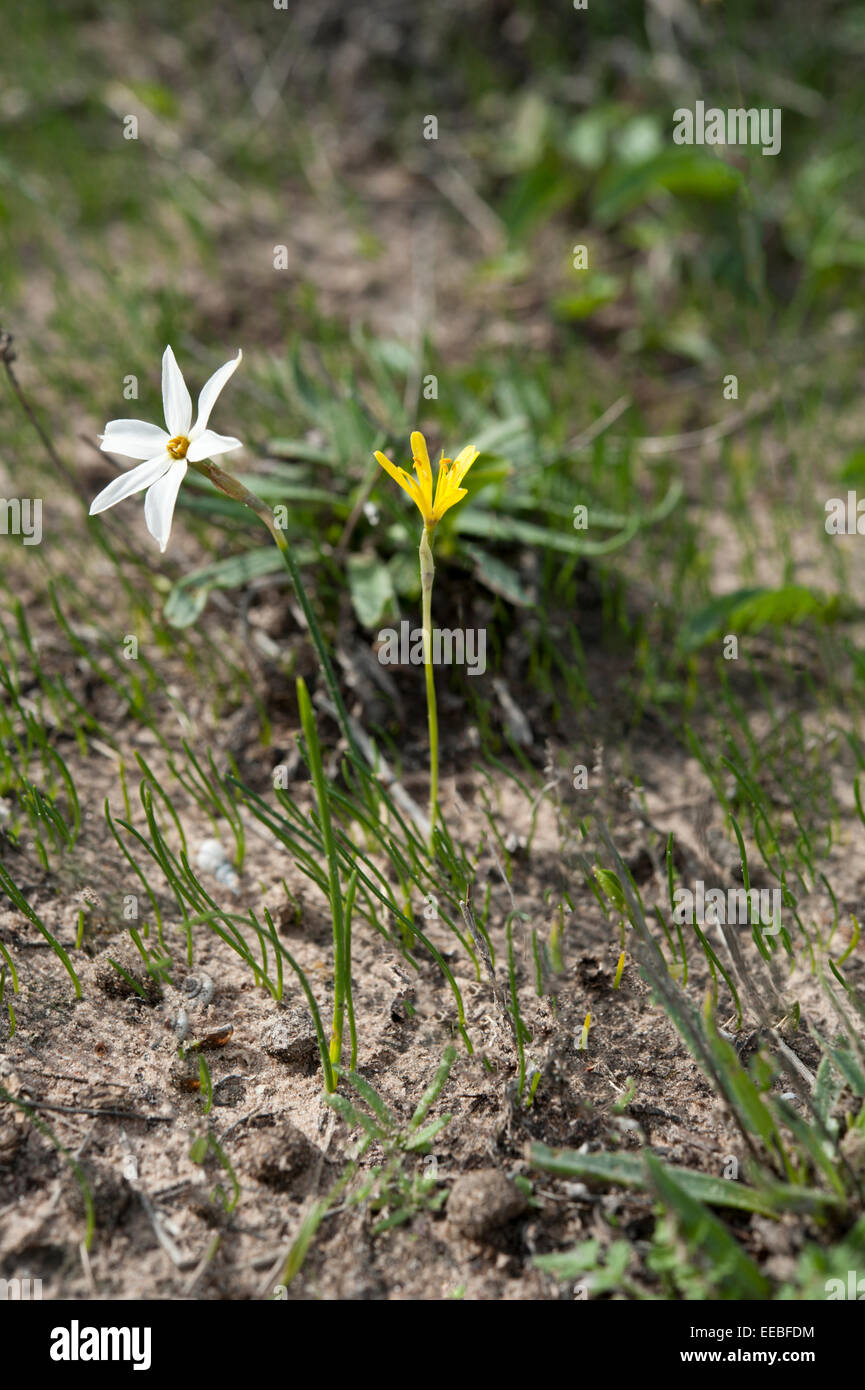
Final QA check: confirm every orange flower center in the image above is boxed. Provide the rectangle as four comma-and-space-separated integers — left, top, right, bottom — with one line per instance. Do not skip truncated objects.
167, 435, 190, 459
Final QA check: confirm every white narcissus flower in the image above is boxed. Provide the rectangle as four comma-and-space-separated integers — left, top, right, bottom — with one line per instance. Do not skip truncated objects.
90, 346, 243, 552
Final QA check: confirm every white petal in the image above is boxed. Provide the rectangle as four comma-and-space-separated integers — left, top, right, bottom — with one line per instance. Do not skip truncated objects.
186, 429, 243, 462
191, 349, 242, 436
89, 453, 171, 515
144, 460, 187, 552
100, 419, 169, 460
161, 346, 192, 436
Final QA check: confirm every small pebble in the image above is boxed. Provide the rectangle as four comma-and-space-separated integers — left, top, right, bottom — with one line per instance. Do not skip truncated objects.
262, 1009, 318, 1069
212, 1076, 246, 1108
252, 1119, 320, 1189
195, 839, 240, 894
447, 1169, 527, 1240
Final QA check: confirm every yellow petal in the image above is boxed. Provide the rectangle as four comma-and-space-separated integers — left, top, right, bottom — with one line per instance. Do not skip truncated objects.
452, 445, 478, 487
401, 472, 427, 514
432, 455, 453, 517
375, 450, 427, 516
435, 486, 468, 520
375, 449, 408, 491
376, 435, 477, 527
410, 430, 433, 514
410, 431, 431, 474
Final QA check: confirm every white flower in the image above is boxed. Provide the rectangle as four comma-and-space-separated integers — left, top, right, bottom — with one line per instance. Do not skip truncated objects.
90, 346, 243, 552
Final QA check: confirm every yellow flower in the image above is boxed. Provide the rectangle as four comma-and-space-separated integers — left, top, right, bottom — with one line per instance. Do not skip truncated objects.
375, 430, 479, 529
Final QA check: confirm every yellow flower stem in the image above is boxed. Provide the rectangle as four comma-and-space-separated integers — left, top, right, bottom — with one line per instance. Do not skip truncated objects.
419, 525, 438, 853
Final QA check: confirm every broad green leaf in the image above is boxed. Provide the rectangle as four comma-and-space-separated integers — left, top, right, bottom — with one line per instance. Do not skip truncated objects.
347, 551, 396, 628
456, 509, 637, 556
387, 550, 421, 601
189, 1135, 209, 1164
644, 1152, 771, 1299
472, 547, 532, 605
679, 585, 855, 653
562, 107, 616, 169
552, 273, 623, 321
593, 867, 627, 914
594, 150, 742, 224
529, 1143, 776, 1217
839, 448, 865, 483
677, 587, 763, 652
498, 157, 577, 240
534, 1238, 601, 1279
265, 439, 339, 466
164, 547, 290, 628
469, 416, 531, 456
535, 1239, 633, 1291
164, 584, 210, 628
731, 586, 849, 632
232, 474, 350, 509
369, 338, 416, 373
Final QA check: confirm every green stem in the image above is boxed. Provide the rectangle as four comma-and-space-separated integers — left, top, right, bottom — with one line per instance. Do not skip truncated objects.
419, 526, 438, 854
190, 459, 359, 762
